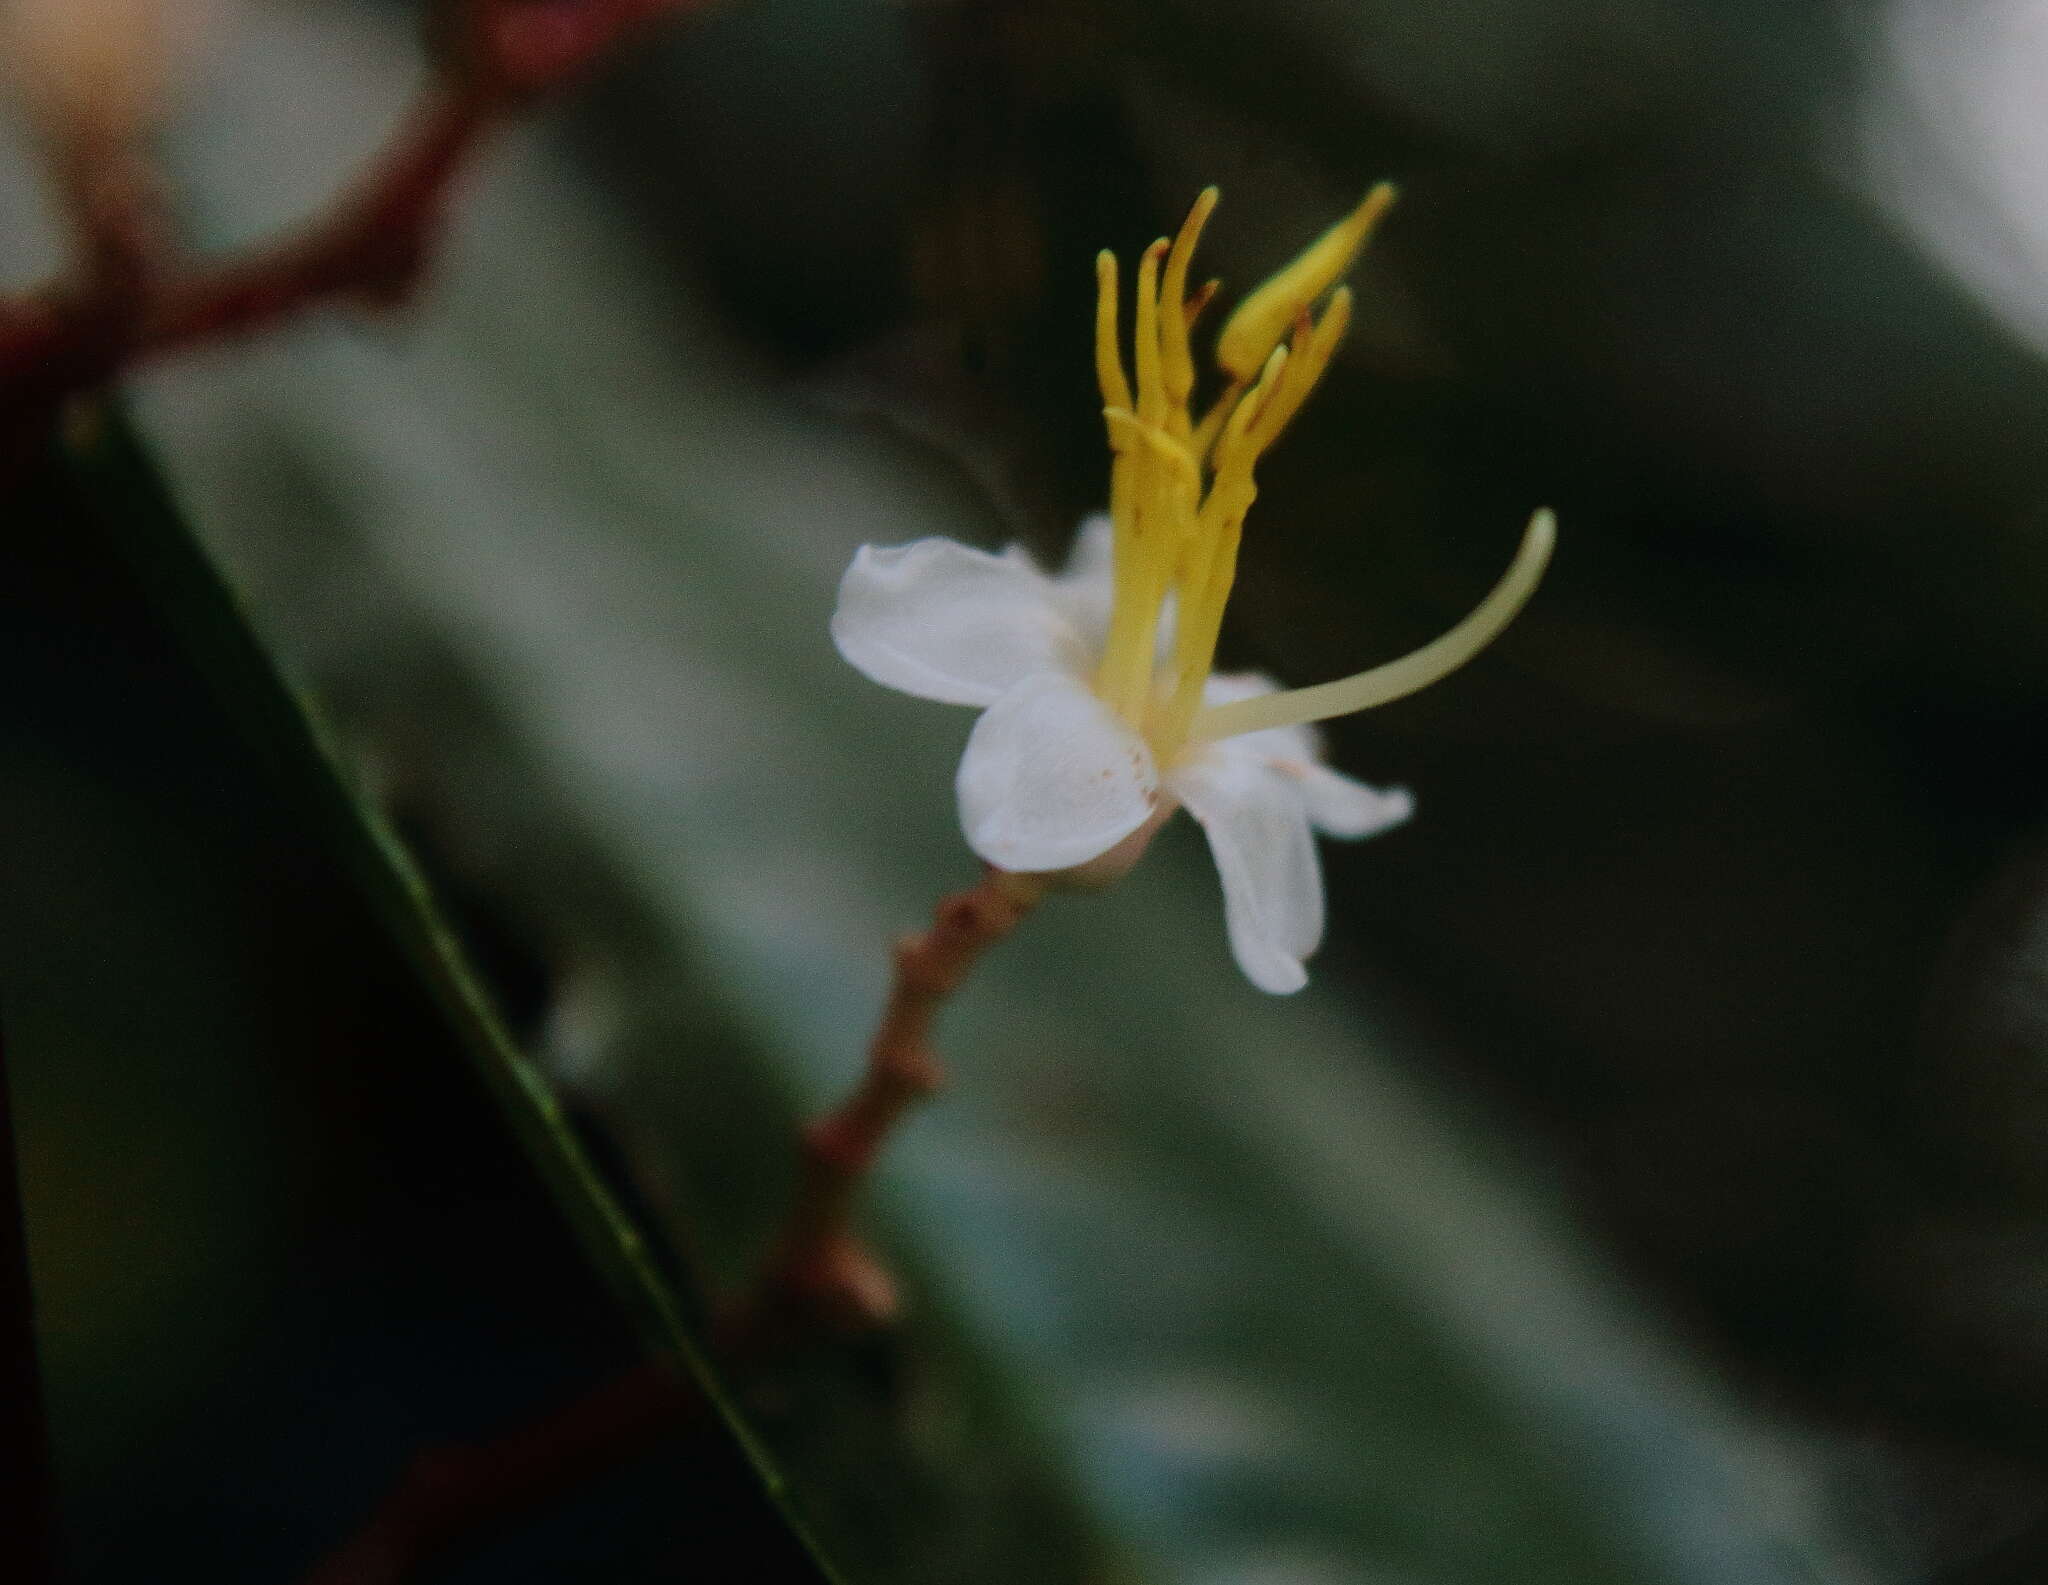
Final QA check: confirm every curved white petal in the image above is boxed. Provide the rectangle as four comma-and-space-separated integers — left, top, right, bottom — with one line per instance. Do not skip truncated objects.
832, 538, 1088, 707
957, 671, 1159, 872
1203, 670, 1414, 837
1291, 765, 1413, 838
1170, 743, 1325, 994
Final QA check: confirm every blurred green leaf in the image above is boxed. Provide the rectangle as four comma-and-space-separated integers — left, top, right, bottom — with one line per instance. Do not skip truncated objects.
60, 413, 845, 1581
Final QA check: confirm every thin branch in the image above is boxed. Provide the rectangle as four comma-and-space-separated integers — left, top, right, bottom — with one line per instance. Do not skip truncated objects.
143, 82, 499, 353
0, 1009, 61, 1585
724, 867, 1043, 1348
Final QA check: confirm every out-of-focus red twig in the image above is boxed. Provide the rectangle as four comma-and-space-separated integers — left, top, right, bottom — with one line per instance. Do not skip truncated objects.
146, 83, 492, 351
0, 0, 704, 461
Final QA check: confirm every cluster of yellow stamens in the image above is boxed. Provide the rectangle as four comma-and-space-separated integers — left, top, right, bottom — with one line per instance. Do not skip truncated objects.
1092, 185, 1556, 765
1092, 183, 1396, 762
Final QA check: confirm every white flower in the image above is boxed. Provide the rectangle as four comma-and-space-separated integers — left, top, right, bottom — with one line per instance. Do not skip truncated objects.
832, 187, 1554, 992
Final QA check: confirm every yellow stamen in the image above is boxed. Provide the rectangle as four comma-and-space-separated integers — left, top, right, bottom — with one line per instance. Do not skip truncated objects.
1131, 237, 1168, 428
1243, 287, 1350, 456
1104, 239, 1177, 719
1093, 248, 1144, 720
1094, 407, 1149, 720
1157, 186, 1217, 423
1189, 378, 1247, 465
1085, 184, 1543, 767
1216, 183, 1395, 380
1092, 249, 1131, 413
1155, 345, 1286, 753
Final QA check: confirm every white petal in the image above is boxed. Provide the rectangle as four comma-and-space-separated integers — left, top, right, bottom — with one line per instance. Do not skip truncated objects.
1061, 512, 1115, 584
1292, 765, 1413, 838
1049, 512, 1116, 650
1204, 671, 1413, 838
1170, 743, 1325, 994
957, 671, 1159, 872
832, 538, 1088, 707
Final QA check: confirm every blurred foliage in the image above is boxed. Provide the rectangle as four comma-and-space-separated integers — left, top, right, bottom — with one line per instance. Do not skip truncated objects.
2, 443, 821, 1581
14, 0, 2048, 1580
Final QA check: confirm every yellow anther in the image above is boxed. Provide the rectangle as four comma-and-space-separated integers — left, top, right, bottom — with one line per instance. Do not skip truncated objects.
1216, 182, 1395, 380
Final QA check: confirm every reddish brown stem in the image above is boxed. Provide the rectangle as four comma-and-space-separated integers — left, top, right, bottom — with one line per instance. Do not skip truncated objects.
724, 868, 1042, 1347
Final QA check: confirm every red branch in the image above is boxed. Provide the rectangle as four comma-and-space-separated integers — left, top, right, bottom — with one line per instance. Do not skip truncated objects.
146, 84, 496, 352
723, 868, 1043, 1348
0, 0, 706, 459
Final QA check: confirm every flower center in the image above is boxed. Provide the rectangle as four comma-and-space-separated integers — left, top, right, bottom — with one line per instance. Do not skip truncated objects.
1091, 185, 1395, 763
